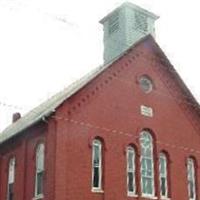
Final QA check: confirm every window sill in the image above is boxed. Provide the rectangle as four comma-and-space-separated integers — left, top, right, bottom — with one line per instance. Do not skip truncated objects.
33, 194, 44, 200
127, 193, 138, 197
91, 188, 104, 193
141, 195, 158, 199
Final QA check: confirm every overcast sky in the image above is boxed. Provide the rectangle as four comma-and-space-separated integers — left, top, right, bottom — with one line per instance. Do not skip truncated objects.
0, 0, 200, 131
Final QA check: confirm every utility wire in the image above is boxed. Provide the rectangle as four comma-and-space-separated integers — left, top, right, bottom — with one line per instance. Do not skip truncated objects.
52, 114, 200, 155
0, 4, 199, 154
0, 0, 78, 27
0, 101, 25, 110
0, 95, 200, 156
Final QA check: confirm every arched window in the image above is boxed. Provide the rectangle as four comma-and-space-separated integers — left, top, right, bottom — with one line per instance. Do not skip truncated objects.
187, 158, 196, 200
140, 130, 155, 197
35, 143, 45, 198
92, 139, 102, 191
7, 157, 15, 200
159, 153, 168, 198
127, 146, 136, 196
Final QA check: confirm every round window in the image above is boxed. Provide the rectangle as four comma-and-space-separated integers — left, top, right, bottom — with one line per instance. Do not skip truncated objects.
139, 76, 153, 93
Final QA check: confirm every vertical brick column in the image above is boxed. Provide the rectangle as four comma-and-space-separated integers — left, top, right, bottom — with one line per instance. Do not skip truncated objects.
54, 116, 68, 200
45, 118, 57, 200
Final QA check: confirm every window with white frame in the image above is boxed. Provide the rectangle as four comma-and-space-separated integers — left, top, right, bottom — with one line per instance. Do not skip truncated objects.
159, 153, 168, 198
35, 143, 45, 198
187, 158, 196, 200
140, 131, 155, 197
7, 157, 15, 200
92, 139, 102, 191
127, 146, 136, 196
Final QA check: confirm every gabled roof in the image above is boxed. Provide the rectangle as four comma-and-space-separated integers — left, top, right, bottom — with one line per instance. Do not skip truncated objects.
0, 35, 199, 145
0, 35, 149, 145
0, 60, 108, 144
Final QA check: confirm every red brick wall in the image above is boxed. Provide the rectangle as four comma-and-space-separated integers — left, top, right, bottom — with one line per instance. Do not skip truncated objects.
53, 39, 200, 200
0, 38, 200, 200
0, 121, 56, 200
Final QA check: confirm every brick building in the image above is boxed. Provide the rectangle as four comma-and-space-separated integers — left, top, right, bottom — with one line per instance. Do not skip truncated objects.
0, 2, 200, 200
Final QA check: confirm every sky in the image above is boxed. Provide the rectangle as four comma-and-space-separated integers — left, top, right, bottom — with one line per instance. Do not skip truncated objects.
0, 0, 200, 131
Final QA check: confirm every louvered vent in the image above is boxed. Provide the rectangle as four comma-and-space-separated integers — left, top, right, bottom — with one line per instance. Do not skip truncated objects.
135, 11, 148, 32
108, 12, 119, 35
100, 2, 159, 64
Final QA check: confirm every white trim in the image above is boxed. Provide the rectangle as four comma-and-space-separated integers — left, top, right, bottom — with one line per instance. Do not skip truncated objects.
91, 188, 104, 193
127, 193, 138, 197
140, 131, 155, 197
187, 158, 196, 200
7, 157, 16, 200
34, 144, 45, 198
141, 194, 158, 199
159, 153, 168, 199
32, 194, 44, 200
92, 139, 102, 191
127, 146, 136, 196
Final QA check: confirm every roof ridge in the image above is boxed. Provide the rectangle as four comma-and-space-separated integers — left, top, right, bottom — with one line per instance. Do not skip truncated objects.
0, 35, 152, 145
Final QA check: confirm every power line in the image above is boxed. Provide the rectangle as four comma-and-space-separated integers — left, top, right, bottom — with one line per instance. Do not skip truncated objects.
0, 48, 199, 112
0, 97, 200, 156
0, 101, 25, 110
0, 0, 78, 27
0, 20, 199, 154
51, 114, 200, 155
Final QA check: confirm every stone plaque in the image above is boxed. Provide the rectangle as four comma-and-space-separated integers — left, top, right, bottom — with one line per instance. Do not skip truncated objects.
140, 105, 153, 117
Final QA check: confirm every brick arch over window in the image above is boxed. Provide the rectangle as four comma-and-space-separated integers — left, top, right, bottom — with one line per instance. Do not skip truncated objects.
91, 137, 104, 192
88, 136, 107, 150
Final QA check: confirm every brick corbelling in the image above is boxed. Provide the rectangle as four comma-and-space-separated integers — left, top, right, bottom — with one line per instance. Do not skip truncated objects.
54, 117, 68, 200
65, 53, 139, 117
148, 56, 200, 135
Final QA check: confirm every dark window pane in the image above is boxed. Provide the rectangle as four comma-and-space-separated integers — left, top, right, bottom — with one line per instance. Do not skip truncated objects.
37, 171, 44, 195
93, 167, 99, 188
189, 181, 194, 199
161, 177, 166, 196
128, 152, 133, 170
128, 172, 134, 192
94, 146, 100, 166
8, 183, 14, 200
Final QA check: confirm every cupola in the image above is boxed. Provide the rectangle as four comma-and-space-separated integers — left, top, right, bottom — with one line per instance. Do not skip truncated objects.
100, 2, 159, 64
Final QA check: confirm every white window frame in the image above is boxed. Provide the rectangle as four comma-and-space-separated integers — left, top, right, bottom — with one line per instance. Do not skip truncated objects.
92, 139, 103, 192
159, 153, 168, 199
7, 157, 16, 200
34, 143, 45, 199
187, 158, 196, 200
127, 146, 136, 196
140, 131, 155, 198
